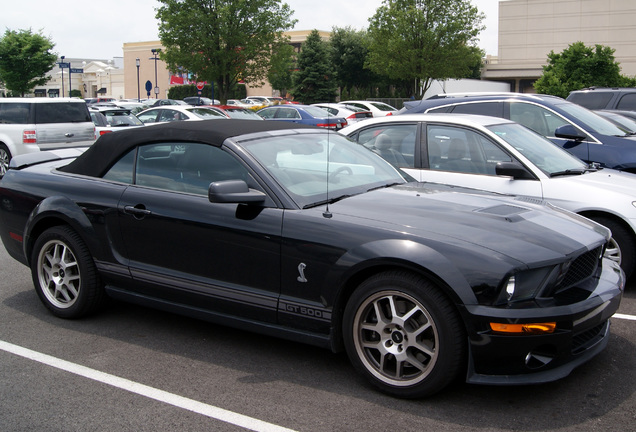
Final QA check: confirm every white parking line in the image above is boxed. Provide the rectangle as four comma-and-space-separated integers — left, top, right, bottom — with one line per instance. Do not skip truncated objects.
614, 313, 636, 321
0, 340, 297, 432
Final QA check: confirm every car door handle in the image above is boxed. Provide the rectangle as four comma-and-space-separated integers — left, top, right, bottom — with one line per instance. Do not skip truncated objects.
124, 205, 152, 219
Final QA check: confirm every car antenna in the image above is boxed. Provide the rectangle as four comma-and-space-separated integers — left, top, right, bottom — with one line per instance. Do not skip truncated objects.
323, 128, 333, 219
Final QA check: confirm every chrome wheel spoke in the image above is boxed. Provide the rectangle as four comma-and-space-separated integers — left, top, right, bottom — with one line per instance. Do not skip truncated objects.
37, 239, 81, 309
353, 290, 440, 386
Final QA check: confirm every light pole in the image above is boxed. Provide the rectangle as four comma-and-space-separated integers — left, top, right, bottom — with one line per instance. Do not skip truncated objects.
136, 58, 140, 102
60, 56, 65, 98
150, 49, 161, 99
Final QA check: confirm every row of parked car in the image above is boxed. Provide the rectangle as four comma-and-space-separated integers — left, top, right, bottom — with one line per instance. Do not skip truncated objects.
3, 90, 636, 281
0, 96, 625, 398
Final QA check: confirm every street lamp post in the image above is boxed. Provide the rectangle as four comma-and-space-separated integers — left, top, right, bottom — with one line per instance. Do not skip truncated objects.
136, 58, 141, 102
150, 49, 161, 99
60, 56, 65, 97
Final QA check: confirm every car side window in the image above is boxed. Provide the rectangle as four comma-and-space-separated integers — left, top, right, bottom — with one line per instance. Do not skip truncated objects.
0, 103, 31, 124
450, 101, 503, 117
509, 102, 568, 137
137, 110, 159, 123
276, 108, 300, 119
103, 148, 135, 183
103, 143, 253, 196
426, 125, 512, 175
158, 109, 184, 122
355, 124, 417, 168
258, 108, 276, 119
617, 94, 636, 110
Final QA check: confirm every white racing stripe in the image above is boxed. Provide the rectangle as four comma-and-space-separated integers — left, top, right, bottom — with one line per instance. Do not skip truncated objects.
0, 340, 297, 432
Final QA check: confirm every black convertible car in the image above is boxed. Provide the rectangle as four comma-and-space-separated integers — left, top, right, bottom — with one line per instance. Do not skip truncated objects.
0, 120, 624, 398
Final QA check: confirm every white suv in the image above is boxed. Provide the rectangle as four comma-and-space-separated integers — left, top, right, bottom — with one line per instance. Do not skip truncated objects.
0, 98, 95, 175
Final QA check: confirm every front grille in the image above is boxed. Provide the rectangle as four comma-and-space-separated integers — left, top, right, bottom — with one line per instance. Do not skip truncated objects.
555, 246, 602, 292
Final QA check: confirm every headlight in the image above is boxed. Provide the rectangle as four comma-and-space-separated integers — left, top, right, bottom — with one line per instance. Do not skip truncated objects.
496, 266, 555, 305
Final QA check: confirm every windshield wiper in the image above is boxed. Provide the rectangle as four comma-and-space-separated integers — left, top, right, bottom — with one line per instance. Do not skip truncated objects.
367, 182, 402, 192
303, 194, 356, 209
550, 168, 586, 177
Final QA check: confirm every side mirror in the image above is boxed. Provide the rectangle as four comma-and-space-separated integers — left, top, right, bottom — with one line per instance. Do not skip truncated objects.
495, 161, 535, 180
554, 124, 587, 141
208, 180, 266, 204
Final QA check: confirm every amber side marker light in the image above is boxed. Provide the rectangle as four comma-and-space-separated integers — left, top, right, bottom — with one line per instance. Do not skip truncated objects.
490, 322, 556, 334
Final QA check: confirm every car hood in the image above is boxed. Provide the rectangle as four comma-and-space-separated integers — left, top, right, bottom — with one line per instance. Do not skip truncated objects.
329, 182, 608, 264
562, 168, 636, 194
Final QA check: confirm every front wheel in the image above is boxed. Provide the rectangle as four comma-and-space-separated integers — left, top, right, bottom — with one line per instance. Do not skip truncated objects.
343, 271, 466, 398
31, 226, 106, 318
591, 216, 635, 280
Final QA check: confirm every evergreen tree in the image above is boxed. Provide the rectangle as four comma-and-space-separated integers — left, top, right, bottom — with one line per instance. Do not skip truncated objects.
291, 30, 337, 104
329, 27, 378, 97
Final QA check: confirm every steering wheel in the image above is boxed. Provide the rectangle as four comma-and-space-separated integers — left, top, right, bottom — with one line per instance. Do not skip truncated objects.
329, 166, 353, 183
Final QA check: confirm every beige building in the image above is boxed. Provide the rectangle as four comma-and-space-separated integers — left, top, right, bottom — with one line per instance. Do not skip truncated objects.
33, 58, 124, 99
483, 0, 636, 92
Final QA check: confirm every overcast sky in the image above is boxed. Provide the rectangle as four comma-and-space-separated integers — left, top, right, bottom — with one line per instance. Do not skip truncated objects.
0, 0, 500, 59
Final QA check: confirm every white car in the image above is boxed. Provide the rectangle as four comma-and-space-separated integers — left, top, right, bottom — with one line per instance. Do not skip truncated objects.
340, 100, 398, 117
136, 106, 227, 125
311, 103, 373, 125
343, 113, 636, 279
89, 106, 144, 137
226, 99, 257, 108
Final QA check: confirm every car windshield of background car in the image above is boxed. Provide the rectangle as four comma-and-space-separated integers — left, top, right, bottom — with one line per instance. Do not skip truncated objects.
303, 106, 332, 118
370, 102, 396, 111
241, 133, 406, 208
488, 123, 588, 175
557, 101, 629, 137
189, 108, 226, 119
105, 112, 144, 126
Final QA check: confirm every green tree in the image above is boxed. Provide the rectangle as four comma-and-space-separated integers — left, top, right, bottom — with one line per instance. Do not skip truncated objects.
156, 0, 296, 103
291, 30, 338, 104
329, 27, 378, 96
0, 29, 57, 97
534, 42, 631, 98
366, 0, 485, 97
267, 41, 295, 98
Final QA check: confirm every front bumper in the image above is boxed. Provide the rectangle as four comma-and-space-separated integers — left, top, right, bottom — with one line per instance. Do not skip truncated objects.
461, 259, 624, 385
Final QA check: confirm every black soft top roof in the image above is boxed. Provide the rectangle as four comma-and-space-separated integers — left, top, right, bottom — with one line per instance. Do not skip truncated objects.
61, 119, 316, 177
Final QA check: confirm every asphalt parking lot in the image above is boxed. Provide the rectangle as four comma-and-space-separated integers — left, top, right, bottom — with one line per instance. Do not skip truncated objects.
0, 240, 634, 432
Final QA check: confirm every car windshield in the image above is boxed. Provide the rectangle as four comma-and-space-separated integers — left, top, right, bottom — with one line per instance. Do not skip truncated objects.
303, 106, 332, 118
188, 108, 227, 119
556, 101, 629, 136
104, 112, 144, 126
371, 102, 396, 111
225, 109, 262, 120
241, 132, 407, 208
487, 123, 588, 175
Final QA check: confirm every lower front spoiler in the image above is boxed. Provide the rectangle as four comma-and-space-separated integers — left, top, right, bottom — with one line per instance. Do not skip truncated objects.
466, 319, 610, 385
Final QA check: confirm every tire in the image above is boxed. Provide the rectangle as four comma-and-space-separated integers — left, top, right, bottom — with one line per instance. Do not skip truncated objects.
343, 271, 466, 398
592, 216, 636, 280
30, 226, 106, 318
0, 144, 11, 177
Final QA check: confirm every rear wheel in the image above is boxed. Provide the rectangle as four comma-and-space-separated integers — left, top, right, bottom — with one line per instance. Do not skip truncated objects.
0, 144, 11, 177
31, 226, 105, 318
343, 271, 465, 398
